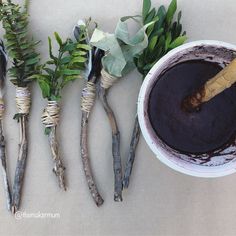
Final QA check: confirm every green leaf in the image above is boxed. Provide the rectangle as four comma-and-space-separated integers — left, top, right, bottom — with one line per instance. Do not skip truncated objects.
25, 56, 40, 66
38, 80, 50, 98
48, 37, 55, 60
63, 75, 79, 84
61, 69, 81, 76
54, 32, 63, 46
76, 44, 91, 50
43, 68, 55, 76
142, 0, 151, 22
144, 8, 156, 24
62, 43, 76, 52
149, 35, 158, 51
155, 6, 166, 30
166, 0, 177, 24
44, 127, 51, 136
13, 113, 22, 122
169, 35, 187, 49
71, 56, 87, 64
60, 56, 72, 64
178, 11, 182, 23
72, 51, 88, 56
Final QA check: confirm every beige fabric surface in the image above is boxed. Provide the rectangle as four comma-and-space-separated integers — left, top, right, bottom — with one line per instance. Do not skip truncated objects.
1, 0, 236, 235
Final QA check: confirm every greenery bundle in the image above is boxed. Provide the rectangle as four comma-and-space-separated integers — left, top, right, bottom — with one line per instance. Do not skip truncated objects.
90, 17, 150, 201
0, 0, 40, 213
33, 31, 89, 190
123, 0, 187, 188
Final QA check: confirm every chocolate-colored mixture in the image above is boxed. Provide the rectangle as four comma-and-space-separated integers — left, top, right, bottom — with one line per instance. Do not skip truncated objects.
148, 60, 236, 154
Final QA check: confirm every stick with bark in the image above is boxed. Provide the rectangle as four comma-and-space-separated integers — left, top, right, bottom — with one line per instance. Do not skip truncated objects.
98, 69, 123, 201
80, 49, 104, 206
0, 0, 40, 213
13, 103, 29, 213
123, 0, 187, 188
42, 102, 66, 190
35, 31, 90, 190
123, 115, 140, 188
0, 41, 12, 211
74, 20, 105, 206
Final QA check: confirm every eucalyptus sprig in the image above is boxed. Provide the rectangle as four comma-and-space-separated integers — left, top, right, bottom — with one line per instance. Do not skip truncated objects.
34, 31, 89, 190
0, 0, 40, 213
123, 0, 187, 188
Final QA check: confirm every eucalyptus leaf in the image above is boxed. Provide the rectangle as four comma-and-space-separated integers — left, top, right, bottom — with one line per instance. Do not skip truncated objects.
90, 17, 152, 77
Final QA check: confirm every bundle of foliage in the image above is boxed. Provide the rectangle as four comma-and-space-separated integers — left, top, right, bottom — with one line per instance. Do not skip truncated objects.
123, 0, 187, 188
33, 30, 90, 189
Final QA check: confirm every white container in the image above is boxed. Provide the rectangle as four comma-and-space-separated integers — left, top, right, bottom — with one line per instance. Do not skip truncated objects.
138, 40, 236, 178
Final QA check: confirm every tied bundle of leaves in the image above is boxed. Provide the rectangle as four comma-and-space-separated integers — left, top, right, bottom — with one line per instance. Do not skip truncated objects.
75, 19, 105, 207
90, 17, 150, 201
0, 0, 40, 213
123, 0, 187, 188
34, 31, 89, 190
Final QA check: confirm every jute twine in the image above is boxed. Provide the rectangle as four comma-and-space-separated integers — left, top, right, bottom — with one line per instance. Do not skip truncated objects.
0, 98, 5, 120
41, 101, 60, 128
15, 87, 31, 114
101, 69, 118, 89
81, 82, 96, 113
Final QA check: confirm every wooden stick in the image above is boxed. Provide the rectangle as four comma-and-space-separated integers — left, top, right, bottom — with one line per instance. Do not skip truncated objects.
123, 115, 141, 189
0, 41, 12, 211
0, 121, 12, 211
183, 59, 236, 111
12, 115, 28, 213
99, 85, 123, 202
48, 126, 66, 190
80, 106, 104, 206
80, 49, 104, 206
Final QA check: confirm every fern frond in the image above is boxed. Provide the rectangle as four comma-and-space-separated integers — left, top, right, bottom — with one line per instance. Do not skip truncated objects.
0, 0, 40, 87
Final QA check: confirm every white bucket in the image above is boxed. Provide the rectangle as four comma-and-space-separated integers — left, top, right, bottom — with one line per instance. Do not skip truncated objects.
138, 40, 236, 178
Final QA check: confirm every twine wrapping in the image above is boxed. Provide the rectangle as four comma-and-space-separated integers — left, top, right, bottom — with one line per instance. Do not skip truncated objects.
0, 98, 5, 120
15, 87, 31, 114
41, 101, 60, 128
81, 82, 96, 113
101, 69, 118, 89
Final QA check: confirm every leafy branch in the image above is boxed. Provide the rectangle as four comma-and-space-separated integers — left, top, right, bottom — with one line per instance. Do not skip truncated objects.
33, 30, 90, 102
0, 0, 40, 87
123, 0, 187, 189
135, 0, 187, 77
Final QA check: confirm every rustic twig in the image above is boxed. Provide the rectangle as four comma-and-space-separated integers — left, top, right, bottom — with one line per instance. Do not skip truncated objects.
12, 114, 28, 213
123, 115, 141, 188
0, 41, 12, 211
81, 106, 104, 206
42, 101, 66, 190
48, 126, 66, 190
80, 49, 104, 206
99, 83, 123, 202
0, 121, 12, 211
